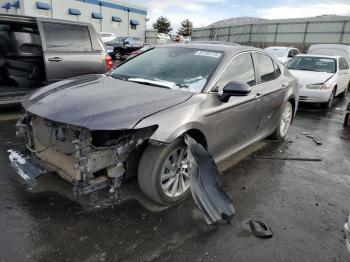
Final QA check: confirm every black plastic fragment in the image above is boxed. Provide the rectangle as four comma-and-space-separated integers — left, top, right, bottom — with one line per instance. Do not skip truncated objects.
185, 135, 235, 225
249, 220, 273, 239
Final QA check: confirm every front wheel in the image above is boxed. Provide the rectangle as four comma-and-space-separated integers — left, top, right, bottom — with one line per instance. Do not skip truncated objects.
138, 139, 191, 205
270, 101, 293, 140
339, 84, 349, 98
321, 89, 335, 109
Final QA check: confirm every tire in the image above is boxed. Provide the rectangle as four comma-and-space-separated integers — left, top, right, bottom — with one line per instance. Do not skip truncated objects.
138, 139, 191, 205
339, 85, 348, 98
321, 89, 335, 109
114, 50, 122, 60
270, 101, 293, 140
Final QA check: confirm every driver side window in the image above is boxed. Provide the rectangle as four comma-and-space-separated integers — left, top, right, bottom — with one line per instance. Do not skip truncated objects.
214, 52, 256, 92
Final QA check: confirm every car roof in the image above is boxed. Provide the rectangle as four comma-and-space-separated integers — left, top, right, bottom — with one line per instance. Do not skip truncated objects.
157, 42, 261, 55
296, 54, 341, 59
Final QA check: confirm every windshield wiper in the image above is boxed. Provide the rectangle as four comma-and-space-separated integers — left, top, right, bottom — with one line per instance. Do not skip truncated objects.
176, 83, 189, 88
127, 78, 175, 89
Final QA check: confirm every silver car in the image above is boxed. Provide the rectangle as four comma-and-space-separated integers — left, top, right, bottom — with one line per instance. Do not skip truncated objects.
10, 43, 299, 205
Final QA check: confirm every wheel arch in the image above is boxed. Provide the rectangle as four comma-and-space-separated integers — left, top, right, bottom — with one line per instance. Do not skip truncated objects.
181, 129, 208, 149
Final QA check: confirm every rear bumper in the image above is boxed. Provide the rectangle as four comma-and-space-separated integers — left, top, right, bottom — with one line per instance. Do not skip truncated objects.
299, 88, 332, 103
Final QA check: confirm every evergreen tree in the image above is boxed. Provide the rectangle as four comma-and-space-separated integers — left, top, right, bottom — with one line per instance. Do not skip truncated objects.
178, 19, 193, 36
153, 16, 172, 34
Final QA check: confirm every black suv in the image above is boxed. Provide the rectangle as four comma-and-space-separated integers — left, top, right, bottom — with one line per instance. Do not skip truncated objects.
105, 37, 143, 60
0, 14, 112, 105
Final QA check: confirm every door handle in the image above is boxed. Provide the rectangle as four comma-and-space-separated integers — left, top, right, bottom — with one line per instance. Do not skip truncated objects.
48, 57, 63, 62
254, 92, 262, 100
282, 84, 290, 89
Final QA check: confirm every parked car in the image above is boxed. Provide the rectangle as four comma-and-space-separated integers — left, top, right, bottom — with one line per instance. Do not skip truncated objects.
99, 32, 116, 43
286, 54, 350, 108
264, 46, 300, 64
128, 44, 154, 59
10, 43, 298, 205
156, 34, 171, 45
0, 14, 112, 105
344, 214, 350, 254
105, 37, 143, 60
308, 44, 350, 63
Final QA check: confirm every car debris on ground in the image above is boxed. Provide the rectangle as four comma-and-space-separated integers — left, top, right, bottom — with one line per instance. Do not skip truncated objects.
249, 220, 273, 239
185, 135, 235, 225
302, 132, 323, 145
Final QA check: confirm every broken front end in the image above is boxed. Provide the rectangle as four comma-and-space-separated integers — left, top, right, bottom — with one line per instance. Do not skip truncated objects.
10, 112, 157, 195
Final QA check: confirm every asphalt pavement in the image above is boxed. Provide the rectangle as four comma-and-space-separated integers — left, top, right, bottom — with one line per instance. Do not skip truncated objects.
0, 96, 350, 262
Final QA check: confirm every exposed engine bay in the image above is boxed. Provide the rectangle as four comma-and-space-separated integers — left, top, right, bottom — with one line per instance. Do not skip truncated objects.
15, 112, 158, 195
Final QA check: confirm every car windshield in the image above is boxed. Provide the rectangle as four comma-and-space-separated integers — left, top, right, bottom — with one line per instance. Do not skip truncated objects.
286, 56, 336, 73
265, 48, 288, 57
109, 47, 223, 93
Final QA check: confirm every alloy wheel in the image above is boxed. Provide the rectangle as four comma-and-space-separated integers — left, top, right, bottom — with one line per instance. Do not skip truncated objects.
160, 146, 190, 198
280, 102, 293, 137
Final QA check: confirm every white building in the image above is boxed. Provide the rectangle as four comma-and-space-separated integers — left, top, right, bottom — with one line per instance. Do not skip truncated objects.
0, 0, 147, 40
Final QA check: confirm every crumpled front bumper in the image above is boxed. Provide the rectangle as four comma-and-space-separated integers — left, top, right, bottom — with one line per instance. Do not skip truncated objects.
8, 150, 46, 188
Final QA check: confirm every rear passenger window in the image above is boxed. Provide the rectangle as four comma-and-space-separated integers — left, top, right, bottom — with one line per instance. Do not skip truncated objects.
215, 52, 256, 91
42, 22, 92, 52
256, 54, 276, 83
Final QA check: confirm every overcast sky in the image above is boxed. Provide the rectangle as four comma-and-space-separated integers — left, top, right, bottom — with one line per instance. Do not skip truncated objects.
128, 0, 350, 32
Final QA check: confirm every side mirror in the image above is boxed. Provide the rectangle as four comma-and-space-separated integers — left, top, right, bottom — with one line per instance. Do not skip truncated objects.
219, 81, 251, 102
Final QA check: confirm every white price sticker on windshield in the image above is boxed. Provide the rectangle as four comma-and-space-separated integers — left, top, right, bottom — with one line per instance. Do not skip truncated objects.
194, 51, 222, 58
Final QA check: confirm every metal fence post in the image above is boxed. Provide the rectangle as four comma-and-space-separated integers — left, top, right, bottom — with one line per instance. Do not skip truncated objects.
302, 21, 309, 51
340, 20, 347, 44
248, 24, 253, 45
274, 23, 279, 44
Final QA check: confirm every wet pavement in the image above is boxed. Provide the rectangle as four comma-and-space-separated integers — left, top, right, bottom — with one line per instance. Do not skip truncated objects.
1, 96, 350, 262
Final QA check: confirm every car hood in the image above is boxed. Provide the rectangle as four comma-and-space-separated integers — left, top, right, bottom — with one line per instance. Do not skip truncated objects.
22, 74, 193, 130
288, 70, 334, 87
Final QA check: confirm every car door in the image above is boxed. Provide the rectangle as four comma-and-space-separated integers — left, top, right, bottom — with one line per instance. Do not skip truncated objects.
37, 20, 105, 83
204, 52, 262, 159
252, 52, 286, 137
338, 57, 350, 91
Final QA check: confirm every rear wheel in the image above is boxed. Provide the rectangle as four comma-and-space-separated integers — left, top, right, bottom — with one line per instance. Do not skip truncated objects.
270, 101, 293, 140
138, 139, 190, 205
321, 89, 335, 109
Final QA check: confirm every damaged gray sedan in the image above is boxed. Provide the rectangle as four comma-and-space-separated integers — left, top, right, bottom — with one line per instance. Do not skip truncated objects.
10, 43, 299, 205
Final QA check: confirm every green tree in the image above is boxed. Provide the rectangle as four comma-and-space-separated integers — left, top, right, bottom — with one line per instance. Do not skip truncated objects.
177, 19, 193, 36
153, 16, 172, 34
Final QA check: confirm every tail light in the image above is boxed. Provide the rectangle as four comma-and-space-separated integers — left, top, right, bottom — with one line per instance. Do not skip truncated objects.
105, 55, 113, 71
